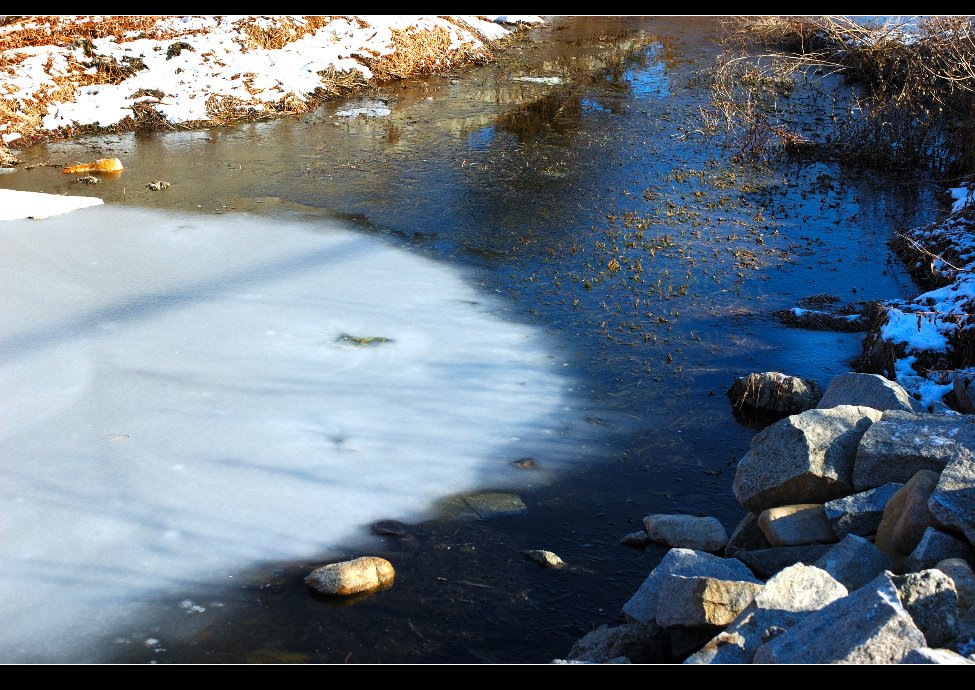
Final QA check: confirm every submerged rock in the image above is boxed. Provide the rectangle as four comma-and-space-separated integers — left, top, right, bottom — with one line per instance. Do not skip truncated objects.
305, 556, 395, 596
435, 492, 528, 520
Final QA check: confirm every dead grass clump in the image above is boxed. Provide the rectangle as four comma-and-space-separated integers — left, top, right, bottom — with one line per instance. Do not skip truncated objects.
315, 65, 369, 97
367, 25, 472, 81
166, 41, 194, 60
205, 93, 263, 124
234, 16, 337, 52
704, 15, 975, 177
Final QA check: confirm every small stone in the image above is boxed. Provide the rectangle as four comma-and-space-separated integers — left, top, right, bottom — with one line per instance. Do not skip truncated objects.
643, 514, 728, 552
146, 180, 171, 191
304, 556, 394, 596
523, 549, 566, 569
511, 457, 537, 470
436, 492, 528, 520
76, 175, 99, 185
824, 483, 903, 537
875, 470, 941, 565
814, 534, 893, 591
757, 504, 836, 546
621, 530, 651, 548
937, 558, 975, 611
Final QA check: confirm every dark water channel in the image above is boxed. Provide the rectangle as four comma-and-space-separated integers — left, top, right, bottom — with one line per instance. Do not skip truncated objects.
1, 17, 943, 664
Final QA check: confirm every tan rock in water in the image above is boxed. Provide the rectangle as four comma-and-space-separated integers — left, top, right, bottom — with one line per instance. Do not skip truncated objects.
305, 556, 395, 596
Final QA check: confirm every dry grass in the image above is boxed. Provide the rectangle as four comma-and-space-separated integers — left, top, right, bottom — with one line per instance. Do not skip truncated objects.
704, 15, 975, 177
233, 16, 340, 51
366, 24, 486, 81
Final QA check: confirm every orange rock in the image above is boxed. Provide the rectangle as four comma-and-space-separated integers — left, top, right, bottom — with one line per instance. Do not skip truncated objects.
61, 158, 123, 174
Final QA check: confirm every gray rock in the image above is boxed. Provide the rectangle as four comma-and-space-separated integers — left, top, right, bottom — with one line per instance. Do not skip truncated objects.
724, 512, 771, 558
752, 572, 926, 664
685, 564, 848, 664
655, 575, 763, 629
620, 530, 651, 548
304, 556, 395, 596
733, 405, 883, 512
937, 558, 975, 611
928, 452, 975, 544
736, 544, 834, 579
643, 514, 728, 553
901, 647, 975, 664
892, 569, 959, 648
825, 483, 903, 537
727, 371, 822, 416
566, 622, 668, 664
903, 528, 975, 572
622, 548, 760, 625
876, 470, 941, 565
817, 372, 922, 413
814, 534, 893, 591
853, 411, 975, 490
757, 503, 836, 546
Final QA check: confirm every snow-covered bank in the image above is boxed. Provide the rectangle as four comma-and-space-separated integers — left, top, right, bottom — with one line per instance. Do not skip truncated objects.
0, 198, 594, 662
861, 182, 975, 409
0, 15, 542, 148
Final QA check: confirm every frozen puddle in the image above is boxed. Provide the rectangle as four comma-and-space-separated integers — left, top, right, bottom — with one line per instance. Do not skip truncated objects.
0, 203, 591, 662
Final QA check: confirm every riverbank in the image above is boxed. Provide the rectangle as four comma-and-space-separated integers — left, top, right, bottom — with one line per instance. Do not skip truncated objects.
0, 14, 541, 160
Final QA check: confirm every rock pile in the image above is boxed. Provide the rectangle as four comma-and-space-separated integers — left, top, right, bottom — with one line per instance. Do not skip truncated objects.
562, 372, 975, 664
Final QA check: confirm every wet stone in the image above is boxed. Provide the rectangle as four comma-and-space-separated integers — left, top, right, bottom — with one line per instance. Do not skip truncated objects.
305, 556, 395, 597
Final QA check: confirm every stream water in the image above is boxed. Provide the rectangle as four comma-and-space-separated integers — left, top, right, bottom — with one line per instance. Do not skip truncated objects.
0, 17, 945, 664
